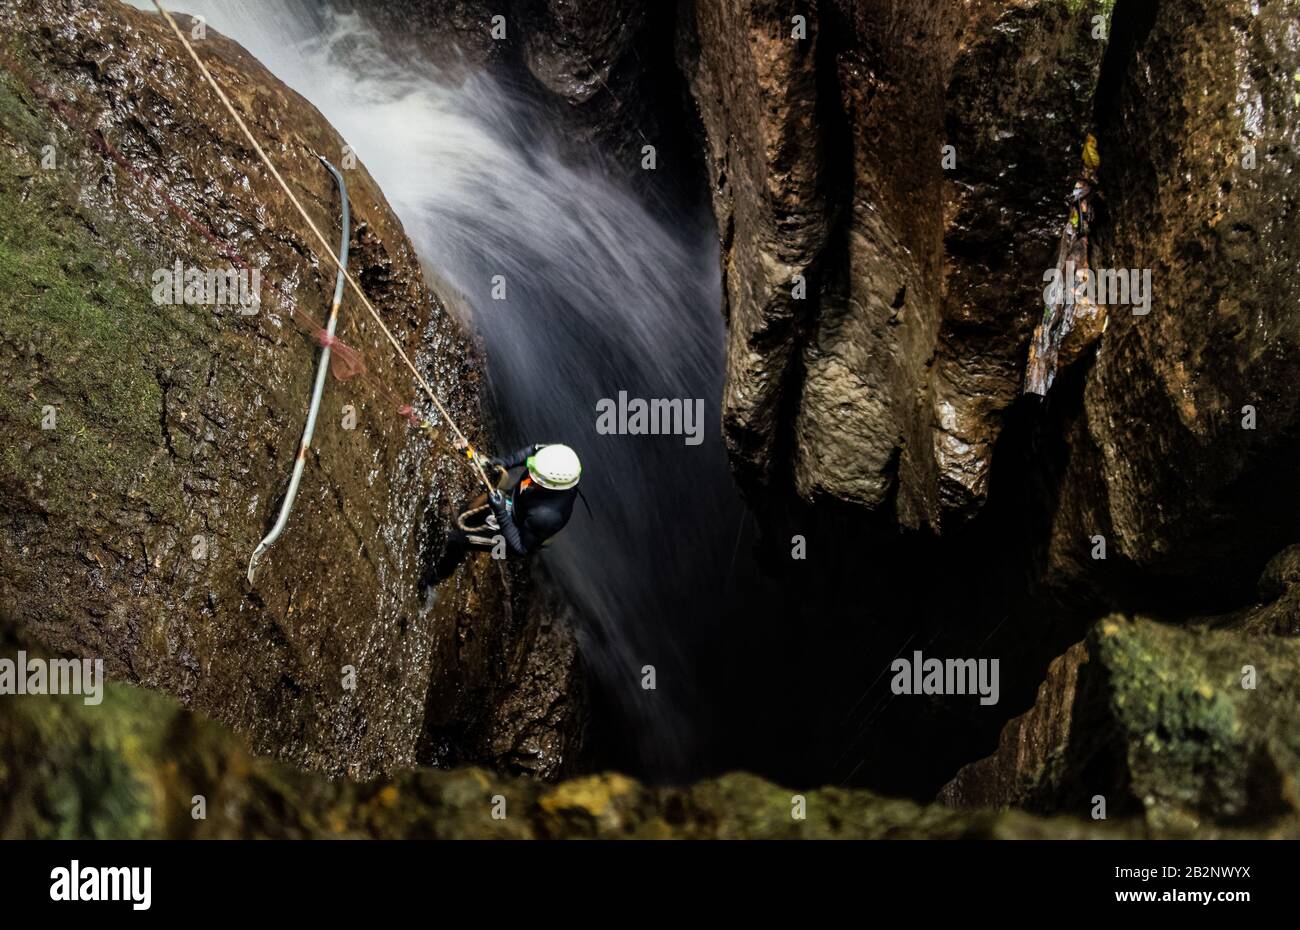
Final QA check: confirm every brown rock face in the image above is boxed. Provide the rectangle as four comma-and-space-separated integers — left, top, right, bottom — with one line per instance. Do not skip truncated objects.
940, 615, 1300, 831
1042, 0, 1300, 595
938, 638, 1098, 813
682, 0, 830, 497
0, 0, 582, 779
938, 4, 1108, 517
516, 0, 647, 105
687, 0, 1300, 598
682, 0, 1108, 528
676, 0, 1300, 803
348, 0, 647, 102
340, 0, 503, 70
420, 569, 587, 778
1230, 545, 1300, 638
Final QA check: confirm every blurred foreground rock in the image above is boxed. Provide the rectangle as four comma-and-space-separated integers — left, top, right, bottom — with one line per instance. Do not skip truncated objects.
7, 669, 1293, 839
941, 616, 1300, 833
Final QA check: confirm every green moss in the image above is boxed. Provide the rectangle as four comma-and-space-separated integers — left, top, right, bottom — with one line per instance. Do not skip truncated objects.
0, 682, 181, 839
0, 70, 45, 150
1061, 0, 1114, 17
1097, 618, 1242, 765
1090, 616, 1299, 824
2, 668, 1291, 839
0, 71, 206, 514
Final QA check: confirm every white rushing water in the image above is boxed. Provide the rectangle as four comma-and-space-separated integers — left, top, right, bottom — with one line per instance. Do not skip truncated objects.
127, 0, 747, 776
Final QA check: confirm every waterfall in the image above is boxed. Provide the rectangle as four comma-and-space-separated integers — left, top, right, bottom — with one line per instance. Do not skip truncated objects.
129, 0, 749, 777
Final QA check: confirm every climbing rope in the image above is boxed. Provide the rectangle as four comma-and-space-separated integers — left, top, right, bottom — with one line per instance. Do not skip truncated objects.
150, 0, 496, 492
246, 156, 351, 585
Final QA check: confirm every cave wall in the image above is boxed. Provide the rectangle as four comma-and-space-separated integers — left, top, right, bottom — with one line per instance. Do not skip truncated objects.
940, 613, 1300, 831
678, 0, 1300, 802
681, 0, 1111, 531
0, 0, 584, 780
1044, 0, 1300, 600
685, 0, 1300, 593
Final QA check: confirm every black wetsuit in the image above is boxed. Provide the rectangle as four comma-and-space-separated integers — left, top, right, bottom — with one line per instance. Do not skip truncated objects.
488, 444, 579, 555
427, 444, 577, 582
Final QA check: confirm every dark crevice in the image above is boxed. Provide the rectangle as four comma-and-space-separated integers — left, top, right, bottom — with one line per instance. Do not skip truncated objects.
1092, 0, 1159, 135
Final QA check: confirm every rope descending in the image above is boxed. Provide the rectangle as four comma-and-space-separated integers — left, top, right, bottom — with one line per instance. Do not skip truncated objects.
246, 156, 352, 585
150, 0, 495, 493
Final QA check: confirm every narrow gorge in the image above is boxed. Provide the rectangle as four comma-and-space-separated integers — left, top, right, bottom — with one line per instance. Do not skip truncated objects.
1, 0, 1298, 841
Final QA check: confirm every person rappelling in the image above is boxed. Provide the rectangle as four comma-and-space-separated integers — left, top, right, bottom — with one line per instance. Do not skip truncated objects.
145, 0, 590, 596
138, 1, 564, 590
423, 441, 584, 589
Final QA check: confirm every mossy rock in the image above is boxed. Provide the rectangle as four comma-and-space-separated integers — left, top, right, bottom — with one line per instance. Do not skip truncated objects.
942, 616, 1300, 833
5, 670, 1292, 839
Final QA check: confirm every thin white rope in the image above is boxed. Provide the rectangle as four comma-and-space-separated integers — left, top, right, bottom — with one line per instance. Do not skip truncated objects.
150, 0, 493, 490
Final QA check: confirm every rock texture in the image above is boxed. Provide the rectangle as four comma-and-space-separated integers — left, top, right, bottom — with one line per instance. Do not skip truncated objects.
682, 0, 1110, 527
347, 0, 646, 97
515, 0, 647, 106
1042, 0, 1300, 598
671, 0, 1120, 797
936, 1, 1108, 518
682, 0, 830, 499
8, 667, 1294, 839
0, 0, 582, 780
420, 569, 587, 778
940, 615, 1300, 832
678, 0, 1300, 806
342, 0, 505, 72
685, 0, 1300, 587
1216, 545, 1300, 638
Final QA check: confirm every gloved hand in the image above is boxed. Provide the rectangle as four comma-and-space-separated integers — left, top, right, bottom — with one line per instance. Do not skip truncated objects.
487, 455, 506, 470
488, 489, 505, 510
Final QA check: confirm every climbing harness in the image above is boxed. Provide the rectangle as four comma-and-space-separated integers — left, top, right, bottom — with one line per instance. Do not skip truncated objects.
246, 157, 351, 584
452, 460, 513, 545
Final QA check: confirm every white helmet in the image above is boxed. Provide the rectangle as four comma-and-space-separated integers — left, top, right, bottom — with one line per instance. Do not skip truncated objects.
527, 444, 581, 490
